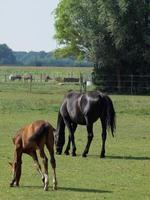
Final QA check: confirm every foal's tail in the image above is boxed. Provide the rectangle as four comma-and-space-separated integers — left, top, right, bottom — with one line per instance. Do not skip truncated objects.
104, 96, 116, 137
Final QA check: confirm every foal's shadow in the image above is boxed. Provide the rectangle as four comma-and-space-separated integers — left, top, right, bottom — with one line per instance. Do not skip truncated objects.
21, 185, 112, 193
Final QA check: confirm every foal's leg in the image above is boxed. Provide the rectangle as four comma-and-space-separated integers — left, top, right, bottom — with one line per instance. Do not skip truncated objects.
10, 148, 22, 187
64, 123, 77, 155
82, 123, 93, 157
100, 119, 107, 158
39, 149, 49, 191
50, 149, 57, 190
29, 151, 45, 183
46, 142, 57, 190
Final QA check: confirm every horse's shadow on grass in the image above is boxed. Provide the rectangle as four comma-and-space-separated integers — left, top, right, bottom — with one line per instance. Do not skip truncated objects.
106, 155, 150, 160
88, 155, 150, 160
59, 186, 112, 193
21, 185, 112, 193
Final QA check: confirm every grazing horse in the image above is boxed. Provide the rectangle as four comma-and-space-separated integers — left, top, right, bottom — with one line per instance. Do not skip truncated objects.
9, 120, 57, 191
55, 91, 116, 158
23, 74, 33, 81
9, 74, 22, 81
45, 75, 52, 82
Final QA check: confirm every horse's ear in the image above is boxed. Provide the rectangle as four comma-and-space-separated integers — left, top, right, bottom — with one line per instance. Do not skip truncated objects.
8, 162, 13, 167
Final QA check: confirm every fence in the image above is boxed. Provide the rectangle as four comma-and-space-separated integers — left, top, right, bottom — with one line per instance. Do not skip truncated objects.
0, 73, 150, 94
95, 74, 150, 94
0, 72, 90, 93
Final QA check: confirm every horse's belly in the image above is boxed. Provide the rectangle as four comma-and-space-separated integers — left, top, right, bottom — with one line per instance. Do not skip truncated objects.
70, 113, 86, 125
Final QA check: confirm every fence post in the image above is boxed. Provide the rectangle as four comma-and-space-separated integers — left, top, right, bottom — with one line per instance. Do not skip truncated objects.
40, 74, 42, 82
29, 79, 32, 93
5, 74, 7, 82
80, 73, 83, 92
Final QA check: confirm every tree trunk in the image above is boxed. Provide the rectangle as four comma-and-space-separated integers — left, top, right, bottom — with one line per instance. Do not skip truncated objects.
116, 65, 121, 93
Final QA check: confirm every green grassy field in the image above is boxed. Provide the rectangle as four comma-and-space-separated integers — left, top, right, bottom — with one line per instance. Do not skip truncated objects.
0, 67, 150, 200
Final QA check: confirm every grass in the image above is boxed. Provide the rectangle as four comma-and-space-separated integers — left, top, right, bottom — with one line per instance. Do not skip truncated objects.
0, 67, 150, 200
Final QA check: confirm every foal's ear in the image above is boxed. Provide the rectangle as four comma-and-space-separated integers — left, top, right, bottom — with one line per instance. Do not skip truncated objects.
8, 162, 13, 167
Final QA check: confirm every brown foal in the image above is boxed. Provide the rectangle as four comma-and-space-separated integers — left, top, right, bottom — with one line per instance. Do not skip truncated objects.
9, 120, 57, 191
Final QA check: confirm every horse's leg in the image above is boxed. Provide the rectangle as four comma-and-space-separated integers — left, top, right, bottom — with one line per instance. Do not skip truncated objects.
64, 135, 71, 155
64, 119, 77, 156
64, 123, 77, 155
39, 149, 49, 191
82, 123, 93, 157
28, 151, 45, 183
100, 118, 107, 158
10, 148, 22, 187
46, 142, 57, 190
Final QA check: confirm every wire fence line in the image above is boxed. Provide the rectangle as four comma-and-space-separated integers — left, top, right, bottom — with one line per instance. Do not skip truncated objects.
0, 73, 150, 94
95, 74, 150, 94
0, 72, 88, 93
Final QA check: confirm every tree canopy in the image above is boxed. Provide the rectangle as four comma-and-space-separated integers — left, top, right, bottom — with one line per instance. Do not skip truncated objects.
0, 44, 17, 65
54, 0, 150, 91
0, 44, 90, 67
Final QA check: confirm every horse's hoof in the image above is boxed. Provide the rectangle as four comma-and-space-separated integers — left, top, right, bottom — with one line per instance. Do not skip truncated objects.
72, 153, 76, 157
10, 183, 14, 187
100, 154, 105, 158
64, 151, 69, 155
82, 153, 87, 157
56, 151, 61, 155
53, 185, 57, 190
14, 182, 19, 187
44, 185, 48, 191
10, 182, 19, 187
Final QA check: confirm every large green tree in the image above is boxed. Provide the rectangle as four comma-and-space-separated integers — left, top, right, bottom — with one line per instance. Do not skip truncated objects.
54, 0, 150, 91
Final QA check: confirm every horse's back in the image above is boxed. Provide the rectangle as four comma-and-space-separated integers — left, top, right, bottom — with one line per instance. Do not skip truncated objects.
61, 91, 106, 124
60, 92, 86, 124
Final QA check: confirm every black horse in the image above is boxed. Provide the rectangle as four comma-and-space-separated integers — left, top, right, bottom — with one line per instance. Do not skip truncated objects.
55, 91, 116, 158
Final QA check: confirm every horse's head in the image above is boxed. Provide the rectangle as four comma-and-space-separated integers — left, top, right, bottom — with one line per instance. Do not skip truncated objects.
54, 129, 65, 155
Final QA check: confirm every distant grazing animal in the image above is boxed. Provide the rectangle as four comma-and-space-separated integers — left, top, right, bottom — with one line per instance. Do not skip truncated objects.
9, 74, 22, 81
45, 75, 52, 82
55, 91, 116, 158
9, 120, 57, 191
23, 74, 33, 81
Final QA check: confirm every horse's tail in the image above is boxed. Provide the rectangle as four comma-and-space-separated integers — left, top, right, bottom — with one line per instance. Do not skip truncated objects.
55, 110, 65, 147
29, 122, 50, 143
104, 95, 116, 137
57, 110, 65, 131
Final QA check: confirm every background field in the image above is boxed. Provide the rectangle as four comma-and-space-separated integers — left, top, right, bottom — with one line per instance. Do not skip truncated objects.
0, 67, 150, 200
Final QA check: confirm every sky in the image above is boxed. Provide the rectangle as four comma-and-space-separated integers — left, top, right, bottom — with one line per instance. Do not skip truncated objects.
0, 0, 59, 52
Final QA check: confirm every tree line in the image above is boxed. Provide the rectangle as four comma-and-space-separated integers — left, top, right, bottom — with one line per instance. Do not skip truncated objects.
54, 0, 150, 92
0, 44, 90, 67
